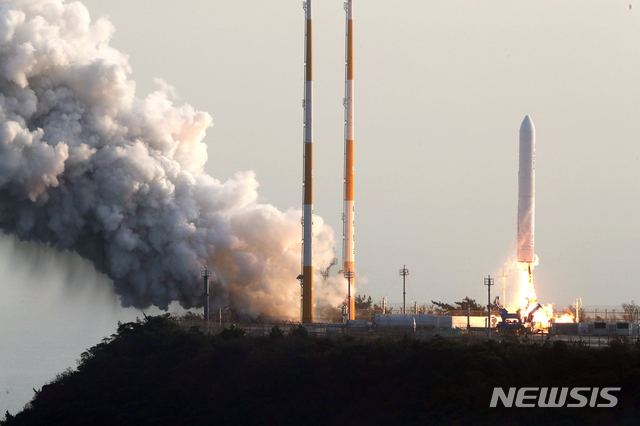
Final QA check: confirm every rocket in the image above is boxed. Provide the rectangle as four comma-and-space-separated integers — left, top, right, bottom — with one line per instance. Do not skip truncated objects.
517, 115, 535, 264
342, 0, 356, 320
301, 0, 314, 323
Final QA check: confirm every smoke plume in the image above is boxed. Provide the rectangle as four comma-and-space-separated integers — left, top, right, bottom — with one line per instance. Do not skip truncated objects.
0, 0, 338, 318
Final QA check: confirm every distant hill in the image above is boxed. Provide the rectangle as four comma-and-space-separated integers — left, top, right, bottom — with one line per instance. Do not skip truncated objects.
3, 316, 640, 425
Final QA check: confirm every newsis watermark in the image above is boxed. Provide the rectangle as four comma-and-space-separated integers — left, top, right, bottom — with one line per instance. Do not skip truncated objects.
490, 387, 621, 408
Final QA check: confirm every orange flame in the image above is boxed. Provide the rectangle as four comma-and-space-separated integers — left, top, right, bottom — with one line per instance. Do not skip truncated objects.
513, 263, 574, 329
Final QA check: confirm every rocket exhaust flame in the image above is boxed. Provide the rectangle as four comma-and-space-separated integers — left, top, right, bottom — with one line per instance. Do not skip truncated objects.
0, 0, 340, 318
515, 263, 574, 329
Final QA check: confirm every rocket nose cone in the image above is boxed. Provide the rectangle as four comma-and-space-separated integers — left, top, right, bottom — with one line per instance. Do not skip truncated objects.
520, 115, 535, 132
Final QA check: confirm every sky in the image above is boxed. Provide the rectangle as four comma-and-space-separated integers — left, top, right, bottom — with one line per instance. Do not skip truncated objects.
69, 0, 639, 308
1, 0, 640, 413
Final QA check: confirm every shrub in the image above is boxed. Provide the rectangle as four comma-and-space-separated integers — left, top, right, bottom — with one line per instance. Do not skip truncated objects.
269, 326, 284, 340
219, 325, 246, 340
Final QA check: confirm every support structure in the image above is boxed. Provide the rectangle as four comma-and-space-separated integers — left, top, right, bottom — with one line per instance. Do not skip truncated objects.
301, 0, 314, 323
202, 266, 211, 322
484, 275, 494, 333
342, 0, 356, 320
320, 250, 338, 281
399, 265, 409, 315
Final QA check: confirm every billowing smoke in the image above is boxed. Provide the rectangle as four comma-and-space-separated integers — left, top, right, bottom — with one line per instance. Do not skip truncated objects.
0, 0, 339, 318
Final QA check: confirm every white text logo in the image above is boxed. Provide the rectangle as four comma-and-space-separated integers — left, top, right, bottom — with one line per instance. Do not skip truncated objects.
489, 387, 620, 408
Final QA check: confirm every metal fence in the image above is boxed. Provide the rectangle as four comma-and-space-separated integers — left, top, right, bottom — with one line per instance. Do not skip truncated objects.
380, 304, 636, 322
175, 315, 640, 348
175, 317, 464, 340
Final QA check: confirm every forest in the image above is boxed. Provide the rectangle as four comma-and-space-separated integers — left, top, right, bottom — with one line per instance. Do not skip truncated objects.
3, 315, 640, 425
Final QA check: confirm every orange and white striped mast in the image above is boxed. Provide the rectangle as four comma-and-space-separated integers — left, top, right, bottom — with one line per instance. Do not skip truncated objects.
342, 0, 355, 320
301, 0, 314, 323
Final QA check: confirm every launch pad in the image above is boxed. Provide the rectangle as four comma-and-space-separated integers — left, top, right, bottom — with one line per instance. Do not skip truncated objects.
494, 297, 543, 335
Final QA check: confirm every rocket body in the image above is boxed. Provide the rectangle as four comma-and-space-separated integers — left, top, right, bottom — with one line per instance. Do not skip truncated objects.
517, 115, 535, 264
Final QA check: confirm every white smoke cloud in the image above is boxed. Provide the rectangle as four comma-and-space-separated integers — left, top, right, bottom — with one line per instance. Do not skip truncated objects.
0, 0, 338, 319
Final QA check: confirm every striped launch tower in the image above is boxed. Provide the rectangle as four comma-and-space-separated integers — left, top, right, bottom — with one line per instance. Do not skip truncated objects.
342, 0, 356, 320
301, 0, 314, 323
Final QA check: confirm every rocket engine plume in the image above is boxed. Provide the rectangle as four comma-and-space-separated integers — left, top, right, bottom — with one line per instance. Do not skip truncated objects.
0, 0, 338, 319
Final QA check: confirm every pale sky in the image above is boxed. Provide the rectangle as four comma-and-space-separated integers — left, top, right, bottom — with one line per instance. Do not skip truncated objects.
1, 0, 640, 414
5, 0, 640, 309
78, 0, 639, 308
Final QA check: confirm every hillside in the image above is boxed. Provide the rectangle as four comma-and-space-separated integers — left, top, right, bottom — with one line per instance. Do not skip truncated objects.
3, 316, 640, 425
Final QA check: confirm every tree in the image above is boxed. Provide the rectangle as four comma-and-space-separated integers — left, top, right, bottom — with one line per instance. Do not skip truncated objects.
219, 325, 246, 340
431, 300, 455, 311
269, 326, 284, 340
622, 301, 640, 323
355, 294, 373, 310
289, 325, 309, 338
431, 297, 484, 312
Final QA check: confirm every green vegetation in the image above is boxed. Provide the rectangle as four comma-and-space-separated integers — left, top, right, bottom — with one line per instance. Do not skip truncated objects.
3, 316, 640, 425
431, 296, 486, 312
354, 294, 373, 310
622, 301, 640, 323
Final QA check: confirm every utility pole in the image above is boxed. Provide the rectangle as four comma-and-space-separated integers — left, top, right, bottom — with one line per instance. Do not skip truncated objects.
484, 275, 494, 334
399, 265, 409, 314
344, 268, 354, 320
202, 266, 212, 322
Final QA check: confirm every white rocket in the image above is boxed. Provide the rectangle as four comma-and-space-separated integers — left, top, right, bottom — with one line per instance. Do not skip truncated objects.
517, 115, 535, 264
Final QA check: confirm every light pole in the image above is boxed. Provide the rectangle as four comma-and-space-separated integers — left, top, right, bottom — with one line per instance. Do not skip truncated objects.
219, 306, 229, 328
